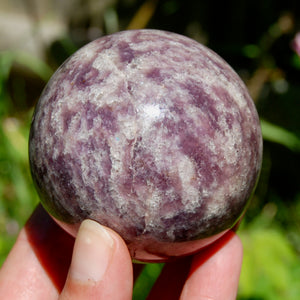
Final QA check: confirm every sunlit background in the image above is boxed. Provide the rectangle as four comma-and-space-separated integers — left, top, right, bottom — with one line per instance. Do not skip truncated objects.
0, 1, 300, 299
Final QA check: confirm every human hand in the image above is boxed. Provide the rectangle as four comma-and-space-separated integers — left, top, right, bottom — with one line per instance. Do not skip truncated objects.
0, 205, 243, 299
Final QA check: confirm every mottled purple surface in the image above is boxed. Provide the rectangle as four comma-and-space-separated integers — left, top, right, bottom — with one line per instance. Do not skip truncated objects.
29, 29, 262, 261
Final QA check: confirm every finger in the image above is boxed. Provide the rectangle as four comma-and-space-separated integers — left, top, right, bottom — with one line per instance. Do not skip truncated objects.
147, 256, 193, 300
180, 231, 243, 300
59, 219, 133, 300
0, 204, 75, 299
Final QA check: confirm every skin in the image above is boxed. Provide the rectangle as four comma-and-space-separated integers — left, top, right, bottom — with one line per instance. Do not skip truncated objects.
0, 204, 243, 299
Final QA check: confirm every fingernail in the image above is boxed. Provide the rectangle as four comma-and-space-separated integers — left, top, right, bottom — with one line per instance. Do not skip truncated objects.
69, 219, 114, 283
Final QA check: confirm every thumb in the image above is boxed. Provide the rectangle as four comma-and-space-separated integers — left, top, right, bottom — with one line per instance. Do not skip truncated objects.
59, 220, 133, 300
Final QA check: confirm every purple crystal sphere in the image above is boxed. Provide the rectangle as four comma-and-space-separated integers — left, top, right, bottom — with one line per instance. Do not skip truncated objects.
29, 29, 262, 262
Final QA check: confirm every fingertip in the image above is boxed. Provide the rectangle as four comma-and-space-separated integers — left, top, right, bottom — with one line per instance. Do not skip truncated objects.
60, 220, 133, 300
68, 219, 115, 283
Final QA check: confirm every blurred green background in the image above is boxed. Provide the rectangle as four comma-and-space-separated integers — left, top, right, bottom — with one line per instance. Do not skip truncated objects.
0, 0, 299, 299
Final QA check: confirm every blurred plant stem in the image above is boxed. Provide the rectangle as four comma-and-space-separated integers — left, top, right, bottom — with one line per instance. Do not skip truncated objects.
127, 0, 158, 30
261, 119, 300, 152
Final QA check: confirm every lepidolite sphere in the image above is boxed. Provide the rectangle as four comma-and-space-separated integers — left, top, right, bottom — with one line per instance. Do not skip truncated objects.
29, 29, 262, 262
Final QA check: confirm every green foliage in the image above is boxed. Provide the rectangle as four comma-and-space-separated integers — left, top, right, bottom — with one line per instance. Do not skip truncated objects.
0, 115, 40, 265
239, 226, 300, 299
0, 51, 46, 265
133, 263, 164, 299
261, 119, 300, 152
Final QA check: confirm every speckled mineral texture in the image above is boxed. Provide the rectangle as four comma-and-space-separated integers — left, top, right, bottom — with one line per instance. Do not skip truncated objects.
29, 29, 263, 261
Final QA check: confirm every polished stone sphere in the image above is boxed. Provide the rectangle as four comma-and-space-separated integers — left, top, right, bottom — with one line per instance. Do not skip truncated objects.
29, 29, 263, 262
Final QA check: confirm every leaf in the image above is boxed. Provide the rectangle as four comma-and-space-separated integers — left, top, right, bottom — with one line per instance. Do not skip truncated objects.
238, 228, 300, 300
133, 263, 164, 299
261, 119, 300, 152
0, 50, 53, 82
